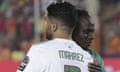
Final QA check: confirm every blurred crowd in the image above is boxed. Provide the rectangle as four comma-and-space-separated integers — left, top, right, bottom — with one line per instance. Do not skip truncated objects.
99, 0, 120, 56
0, 0, 35, 61
0, 0, 120, 61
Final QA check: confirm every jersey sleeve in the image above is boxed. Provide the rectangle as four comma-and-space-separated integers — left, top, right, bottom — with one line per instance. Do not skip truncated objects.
95, 53, 106, 72
16, 45, 46, 72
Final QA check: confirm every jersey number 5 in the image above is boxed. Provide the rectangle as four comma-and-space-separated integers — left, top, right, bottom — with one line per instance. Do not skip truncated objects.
64, 65, 81, 72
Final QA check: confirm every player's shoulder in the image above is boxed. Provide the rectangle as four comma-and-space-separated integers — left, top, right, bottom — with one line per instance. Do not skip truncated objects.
27, 40, 54, 56
33, 40, 50, 46
74, 44, 93, 59
31, 39, 55, 50
88, 48, 101, 57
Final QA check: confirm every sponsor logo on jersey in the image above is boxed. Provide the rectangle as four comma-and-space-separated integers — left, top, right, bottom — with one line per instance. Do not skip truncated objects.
18, 56, 29, 71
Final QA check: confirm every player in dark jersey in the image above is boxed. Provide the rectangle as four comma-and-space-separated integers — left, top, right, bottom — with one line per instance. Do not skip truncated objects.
72, 9, 106, 72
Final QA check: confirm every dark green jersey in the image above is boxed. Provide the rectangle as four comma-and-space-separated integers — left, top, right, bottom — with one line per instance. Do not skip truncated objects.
87, 48, 106, 72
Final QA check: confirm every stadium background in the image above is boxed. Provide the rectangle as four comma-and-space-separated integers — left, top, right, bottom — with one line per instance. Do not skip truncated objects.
0, 0, 120, 72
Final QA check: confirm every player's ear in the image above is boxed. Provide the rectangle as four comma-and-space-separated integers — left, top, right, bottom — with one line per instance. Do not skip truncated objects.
51, 20, 58, 32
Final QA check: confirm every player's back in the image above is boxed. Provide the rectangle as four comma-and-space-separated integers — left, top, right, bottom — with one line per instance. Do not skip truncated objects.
17, 38, 93, 72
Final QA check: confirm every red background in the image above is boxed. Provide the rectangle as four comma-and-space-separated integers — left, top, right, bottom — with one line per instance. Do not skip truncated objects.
0, 58, 120, 72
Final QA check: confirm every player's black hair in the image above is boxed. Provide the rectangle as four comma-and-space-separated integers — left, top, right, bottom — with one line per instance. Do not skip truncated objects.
77, 9, 90, 20
72, 9, 90, 38
47, 1, 77, 29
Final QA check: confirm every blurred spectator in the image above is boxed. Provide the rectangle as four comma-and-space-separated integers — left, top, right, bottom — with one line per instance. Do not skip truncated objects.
0, 0, 10, 12
18, 0, 25, 8
21, 18, 33, 39
23, 1, 33, 17
115, 12, 120, 23
0, 0, 35, 61
6, 17, 17, 37
99, 0, 120, 55
105, 24, 120, 55
11, 51, 23, 61
10, 37, 20, 51
0, 0, 3, 5
0, 46, 11, 61
0, 37, 11, 61
0, 14, 5, 33
19, 39, 30, 54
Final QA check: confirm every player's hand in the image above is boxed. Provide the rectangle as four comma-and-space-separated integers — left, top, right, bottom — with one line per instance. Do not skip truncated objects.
88, 63, 103, 72
88, 57, 103, 72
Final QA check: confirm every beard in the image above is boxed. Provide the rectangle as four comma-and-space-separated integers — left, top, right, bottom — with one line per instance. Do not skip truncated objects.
46, 31, 53, 40
46, 26, 53, 40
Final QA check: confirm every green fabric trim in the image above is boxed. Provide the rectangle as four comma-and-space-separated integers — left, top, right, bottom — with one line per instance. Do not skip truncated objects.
87, 48, 106, 72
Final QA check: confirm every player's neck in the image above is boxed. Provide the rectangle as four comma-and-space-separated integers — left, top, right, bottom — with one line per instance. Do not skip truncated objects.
53, 31, 71, 40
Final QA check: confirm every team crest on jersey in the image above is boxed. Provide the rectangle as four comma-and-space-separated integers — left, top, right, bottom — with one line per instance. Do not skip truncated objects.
18, 56, 29, 71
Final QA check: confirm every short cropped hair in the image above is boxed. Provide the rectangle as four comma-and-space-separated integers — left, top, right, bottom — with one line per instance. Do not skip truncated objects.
47, 1, 77, 29
77, 9, 90, 18
72, 9, 90, 38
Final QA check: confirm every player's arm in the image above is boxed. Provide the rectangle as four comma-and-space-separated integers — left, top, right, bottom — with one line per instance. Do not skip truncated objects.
17, 55, 32, 72
17, 46, 35, 72
88, 50, 106, 72
16, 46, 43, 72
88, 55, 103, 72
93, 54, 106, 72
97, 56, 106, 72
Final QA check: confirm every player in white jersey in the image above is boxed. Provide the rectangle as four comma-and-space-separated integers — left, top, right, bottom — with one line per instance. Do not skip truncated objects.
17, 1, 93, 72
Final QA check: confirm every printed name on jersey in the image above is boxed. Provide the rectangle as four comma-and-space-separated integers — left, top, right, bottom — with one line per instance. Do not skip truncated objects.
18, 56, 29, 71
59, 50, 84, 62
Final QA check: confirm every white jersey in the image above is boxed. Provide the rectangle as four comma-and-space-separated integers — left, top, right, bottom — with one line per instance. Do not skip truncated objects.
17, 38, 93, 72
